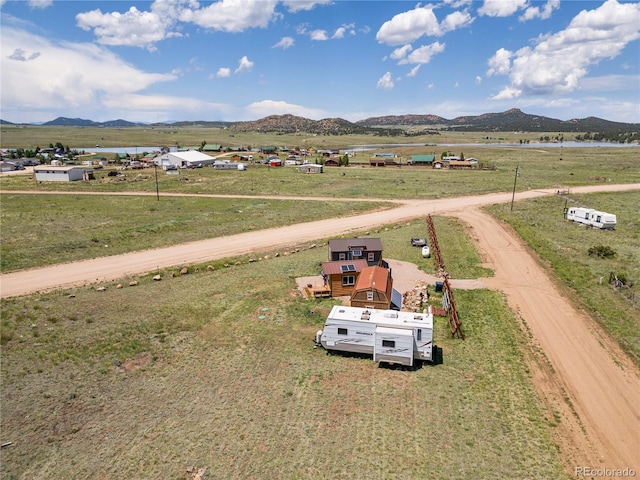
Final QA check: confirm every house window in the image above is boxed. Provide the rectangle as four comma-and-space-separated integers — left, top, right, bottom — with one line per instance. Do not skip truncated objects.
368, 252, 375, 262
338, 328, 348, 335
352, 248, 362, 257
339, 253, 346, 261
367, 291, 374, 301
382, 340, 395, 348
342, 275, 355, 286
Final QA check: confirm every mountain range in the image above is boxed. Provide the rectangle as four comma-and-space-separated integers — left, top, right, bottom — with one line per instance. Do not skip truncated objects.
1, 109, 638, 135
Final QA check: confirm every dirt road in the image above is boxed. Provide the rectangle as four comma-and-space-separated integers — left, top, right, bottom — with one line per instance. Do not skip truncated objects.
1, 182, 639, 473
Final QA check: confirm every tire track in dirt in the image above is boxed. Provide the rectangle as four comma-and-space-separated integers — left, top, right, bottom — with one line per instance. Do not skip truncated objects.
452, 207, 639, 473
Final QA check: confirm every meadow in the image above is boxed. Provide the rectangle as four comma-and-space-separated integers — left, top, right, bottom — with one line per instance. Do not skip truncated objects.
0, 128, 638, 478
0, 218, 566, 479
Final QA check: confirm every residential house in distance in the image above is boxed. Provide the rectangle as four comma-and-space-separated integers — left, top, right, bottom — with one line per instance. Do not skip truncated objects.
408, 154, 435, 166
34, 165, 93, 181
202, 144, 223, 153
328, 238, 384, 267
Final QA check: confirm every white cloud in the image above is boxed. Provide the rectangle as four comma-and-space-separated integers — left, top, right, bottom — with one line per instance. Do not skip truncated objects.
475, 76, 482, 84
390, 44, 412, 61
235, 56, 254, 74
242, 99, 326, 120
76, 5, 179, 49
0, 26, 177, 122
376, 7, 439, 46
491, 0, 640, 99
520, 0, 560, 22
310, 29, 328, 41
440, 11, 474, 34
478, 0, 528, 17
28, 0, 53, 9
407, 65, 421, 77
281, 0, 332, 13
377, 72, 394, 90
398, 42, 446, 65
332, 24, 355, 39
214, 67, 231, 78
486, 48, 512, 76
179, 0, 280, 33
273, 36, 294, 49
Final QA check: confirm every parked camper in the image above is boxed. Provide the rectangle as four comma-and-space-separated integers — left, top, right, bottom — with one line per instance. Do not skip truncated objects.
315, 305, 435, 366
566, 207, 616, 230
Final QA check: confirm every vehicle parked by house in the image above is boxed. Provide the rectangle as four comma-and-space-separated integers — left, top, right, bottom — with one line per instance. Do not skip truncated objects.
315, 305, 435, 367
410, 238, 427, 247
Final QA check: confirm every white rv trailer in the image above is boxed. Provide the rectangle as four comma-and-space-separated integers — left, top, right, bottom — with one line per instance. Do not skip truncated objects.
315, 305, 434, 366
566, 207, 617, 230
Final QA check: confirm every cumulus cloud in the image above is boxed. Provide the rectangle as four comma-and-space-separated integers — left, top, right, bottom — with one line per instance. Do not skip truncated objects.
76, 0, 283, 49
390, 44, 412, 61
310, 29, 328, 41
489, 0, 640, 99
243, 99, 326, 119
273, 36, 294, 49
478, 0, 528, 17
486, 48, 512, 76
377, 72, 394, 89
235, 56, 254, 74
376, 4, 473, 46
399, 42, 446, 65
332, 23, 355, 39
76, 5, 180, 49
214, 67, 231, 78
520, 0, 560, 22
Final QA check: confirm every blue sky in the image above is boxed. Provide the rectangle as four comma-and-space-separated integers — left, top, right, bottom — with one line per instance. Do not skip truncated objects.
1, 0, 639, 124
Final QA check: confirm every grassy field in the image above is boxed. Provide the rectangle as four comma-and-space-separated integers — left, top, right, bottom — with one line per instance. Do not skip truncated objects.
0, 194, 390, 272
1, 129, 637, 478
0, 123, 606, 150
487, 191, 640, 363
0, 220, 566, 479
1, 146, 639, 200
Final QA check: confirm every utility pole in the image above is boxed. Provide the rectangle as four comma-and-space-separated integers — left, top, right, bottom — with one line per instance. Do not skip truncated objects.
154, 163, 160, 201
510, 165, 519, 211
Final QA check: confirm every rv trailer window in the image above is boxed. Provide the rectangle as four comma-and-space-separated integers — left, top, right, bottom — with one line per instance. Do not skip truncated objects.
417, 329, 422, 341
382, 340, 395, 348
338, 328, 348, 335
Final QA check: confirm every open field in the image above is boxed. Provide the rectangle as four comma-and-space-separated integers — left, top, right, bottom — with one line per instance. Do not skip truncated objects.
0, 124, 612, 150
0, 221, 566, 479
0, 194, 390, 272
2, 146, 639, 199
487, 191, 640, 362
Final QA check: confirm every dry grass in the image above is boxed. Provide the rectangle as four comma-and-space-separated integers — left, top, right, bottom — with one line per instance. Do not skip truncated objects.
0, 222, 564, 479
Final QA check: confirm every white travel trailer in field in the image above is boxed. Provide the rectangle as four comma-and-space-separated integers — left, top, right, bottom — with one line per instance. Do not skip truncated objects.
315, 305, 435, 366
566, 207, 617, 230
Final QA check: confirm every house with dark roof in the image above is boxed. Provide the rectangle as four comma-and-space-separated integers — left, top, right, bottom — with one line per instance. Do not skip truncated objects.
328, 238, 384, 267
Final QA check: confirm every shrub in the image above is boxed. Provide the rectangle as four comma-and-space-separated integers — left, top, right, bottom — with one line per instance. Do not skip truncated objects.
588, 244, 616, 258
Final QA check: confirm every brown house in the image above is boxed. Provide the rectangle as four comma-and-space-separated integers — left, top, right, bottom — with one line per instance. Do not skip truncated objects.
328, 238, 384, 266
321, 259, 370, 297
350, 266, 394, 310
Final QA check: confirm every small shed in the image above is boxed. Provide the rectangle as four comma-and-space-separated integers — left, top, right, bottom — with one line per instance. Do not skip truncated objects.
350, 266, 395, 310
34, 166, 92, 182
299, 164, 323, 174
